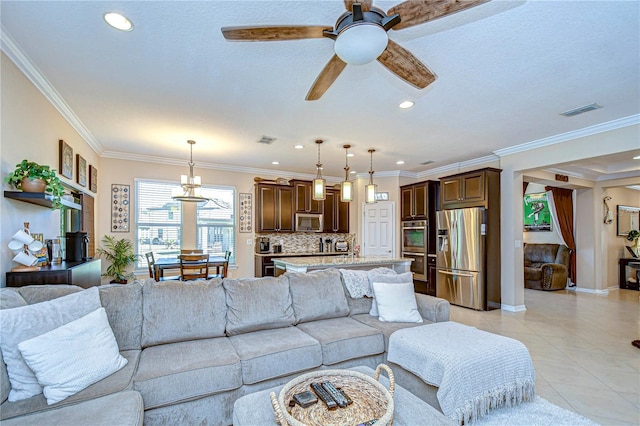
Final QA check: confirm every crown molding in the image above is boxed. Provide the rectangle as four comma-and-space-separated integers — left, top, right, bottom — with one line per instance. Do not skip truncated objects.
494, 114, 640, 157
1, 26, 104, 155
416, 155, 500, 179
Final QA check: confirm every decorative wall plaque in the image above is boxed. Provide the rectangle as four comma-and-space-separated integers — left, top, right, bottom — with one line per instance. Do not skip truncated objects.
111, 184, 130, 232
239, 193, 252, 233
89, 165, 98, 193
59, 139, 73, 179
76, 154, 87, 187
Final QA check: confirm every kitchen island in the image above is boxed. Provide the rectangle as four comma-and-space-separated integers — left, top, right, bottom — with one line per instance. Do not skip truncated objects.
273, 255, 412, 275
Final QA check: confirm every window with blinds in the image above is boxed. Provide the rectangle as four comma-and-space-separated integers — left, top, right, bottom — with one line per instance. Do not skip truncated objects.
135, 180, 236, 269
196, 186, 236, 265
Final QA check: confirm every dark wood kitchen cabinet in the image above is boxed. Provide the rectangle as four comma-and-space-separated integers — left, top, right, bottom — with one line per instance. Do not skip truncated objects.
255, 184, 294, 233
293, 180, 323, 214
323, 189, 349, 233
401, 181, 440, 221
6, 259, 101, 288
440, 168, 500, 209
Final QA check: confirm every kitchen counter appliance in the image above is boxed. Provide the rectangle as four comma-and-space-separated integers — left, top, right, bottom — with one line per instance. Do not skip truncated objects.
335, 240, 348, 252
258, 237, 270, 253
401, 220, 427, 281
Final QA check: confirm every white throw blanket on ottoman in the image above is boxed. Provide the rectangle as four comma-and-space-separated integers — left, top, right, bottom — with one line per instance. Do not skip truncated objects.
387, 322, 535, 424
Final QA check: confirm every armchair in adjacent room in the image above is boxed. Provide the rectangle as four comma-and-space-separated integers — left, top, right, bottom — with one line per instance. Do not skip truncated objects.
523, 243, 570, 290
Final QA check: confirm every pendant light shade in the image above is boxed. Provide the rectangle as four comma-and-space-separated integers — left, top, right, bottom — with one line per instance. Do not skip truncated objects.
312, 139, 326, 201
365, 149, 377, 204
340, 144, 353, 202
172, 140, 208, 203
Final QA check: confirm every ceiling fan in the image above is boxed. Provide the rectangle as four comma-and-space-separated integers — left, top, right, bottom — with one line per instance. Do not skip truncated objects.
221, 0, 488, 101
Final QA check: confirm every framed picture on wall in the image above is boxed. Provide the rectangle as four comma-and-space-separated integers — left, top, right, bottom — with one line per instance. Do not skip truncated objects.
523, 192, 552, 232
59, 139, 73, 179
89, 165, 98, 193
76, 154, 87, 187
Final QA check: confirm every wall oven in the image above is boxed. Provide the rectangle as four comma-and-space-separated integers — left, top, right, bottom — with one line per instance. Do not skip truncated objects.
402, 220, 427, 281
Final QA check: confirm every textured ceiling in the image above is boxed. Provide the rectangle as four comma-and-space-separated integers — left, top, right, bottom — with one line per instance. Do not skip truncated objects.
1, 0, 639, 180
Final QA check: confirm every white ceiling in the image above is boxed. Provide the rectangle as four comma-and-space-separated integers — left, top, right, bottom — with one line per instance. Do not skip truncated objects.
1, 0, 639, 180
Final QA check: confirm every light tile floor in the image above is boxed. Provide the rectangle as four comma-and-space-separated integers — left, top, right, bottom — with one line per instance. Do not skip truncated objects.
449, 288, 640, 425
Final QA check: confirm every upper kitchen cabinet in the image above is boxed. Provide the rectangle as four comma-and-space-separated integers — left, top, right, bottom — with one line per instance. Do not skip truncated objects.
255, 184, 294, 233
293, 180, 323, 214
401, 182, 427, 220
440, 168, 501, 209
323, 189, 349, 233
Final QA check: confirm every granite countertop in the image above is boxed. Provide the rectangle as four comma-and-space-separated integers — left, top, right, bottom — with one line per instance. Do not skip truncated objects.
272, 256, 413, 267
254, 252, 348, 257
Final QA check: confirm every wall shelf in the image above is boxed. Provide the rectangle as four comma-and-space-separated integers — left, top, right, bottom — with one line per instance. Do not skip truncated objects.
4, 191, 82, 210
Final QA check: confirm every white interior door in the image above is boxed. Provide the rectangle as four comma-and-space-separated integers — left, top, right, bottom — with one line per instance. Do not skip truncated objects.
362, 201, 395, 257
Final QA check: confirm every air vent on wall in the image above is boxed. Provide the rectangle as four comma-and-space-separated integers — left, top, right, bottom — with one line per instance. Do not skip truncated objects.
257, 135, 277, 144
560, 103, 602, 117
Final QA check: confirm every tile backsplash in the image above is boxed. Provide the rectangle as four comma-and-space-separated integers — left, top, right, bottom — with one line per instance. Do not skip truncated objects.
256, 233, 355, 254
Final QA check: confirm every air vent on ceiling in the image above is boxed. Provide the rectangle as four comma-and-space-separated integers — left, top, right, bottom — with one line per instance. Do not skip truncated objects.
560, 103, 602, 117
420, 160, 434, 165
257, 135, 276, 144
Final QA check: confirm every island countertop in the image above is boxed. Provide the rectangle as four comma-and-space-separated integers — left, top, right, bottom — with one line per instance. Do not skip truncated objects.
273, 256, 412, 274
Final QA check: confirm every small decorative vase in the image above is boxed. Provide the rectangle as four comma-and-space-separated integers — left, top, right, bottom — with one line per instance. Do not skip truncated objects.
21, 177, 46, 193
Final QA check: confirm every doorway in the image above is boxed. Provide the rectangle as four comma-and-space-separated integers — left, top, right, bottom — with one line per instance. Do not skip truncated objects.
362, 201, 395, 257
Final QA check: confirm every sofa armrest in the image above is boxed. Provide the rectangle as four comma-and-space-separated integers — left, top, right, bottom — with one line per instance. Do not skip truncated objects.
541, 263, 568, 289
415, 293, 450, 323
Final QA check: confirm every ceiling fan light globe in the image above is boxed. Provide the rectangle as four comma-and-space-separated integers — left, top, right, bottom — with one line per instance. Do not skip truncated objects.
334, 23, 388, 65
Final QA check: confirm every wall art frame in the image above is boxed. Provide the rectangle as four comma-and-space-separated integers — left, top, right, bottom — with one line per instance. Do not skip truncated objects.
523, 192, 552, 232
76, 154, 87, 187
239, 193, 252, 233
111, 184, 130, 232
59, 139, 73, 179
89, 165, 98, 193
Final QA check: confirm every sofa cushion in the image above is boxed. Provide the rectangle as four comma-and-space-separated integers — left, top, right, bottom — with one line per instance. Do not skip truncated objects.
18, 308, 128, 405
0, 287, 101, 402
142, 278, 226, 347
14, 285, 82, 305
0, 350, 139, 421
1, 390, 144, 426
295, 317, 384, 365
0, 289, 28, 310
351, 314, 428, 350
228, 327, 322, 384
134, 337, 241, 409
224, 275, 295, 336
99, 283, 143, 351
524, 266, 542, 281
287, 269, 350, 323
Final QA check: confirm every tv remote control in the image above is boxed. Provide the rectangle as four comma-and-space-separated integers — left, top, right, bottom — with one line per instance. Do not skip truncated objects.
310, 382, 338, 410
321, 381, 349, 408
338, 388, 353, 405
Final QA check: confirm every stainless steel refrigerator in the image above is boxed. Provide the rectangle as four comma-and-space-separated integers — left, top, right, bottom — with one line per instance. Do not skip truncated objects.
436, 207, 486, 310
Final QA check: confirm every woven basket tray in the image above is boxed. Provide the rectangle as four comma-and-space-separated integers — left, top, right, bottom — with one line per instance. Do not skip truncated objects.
270, 364, 395, 426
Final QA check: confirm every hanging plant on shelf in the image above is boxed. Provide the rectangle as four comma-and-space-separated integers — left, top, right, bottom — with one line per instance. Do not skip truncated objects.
4, 159, 65, 209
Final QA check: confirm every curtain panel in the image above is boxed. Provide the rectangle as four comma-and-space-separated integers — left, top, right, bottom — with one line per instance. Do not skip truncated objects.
546, 186, 576, 282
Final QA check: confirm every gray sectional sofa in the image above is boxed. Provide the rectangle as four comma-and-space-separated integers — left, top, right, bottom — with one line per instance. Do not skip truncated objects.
0, 268, 450, 425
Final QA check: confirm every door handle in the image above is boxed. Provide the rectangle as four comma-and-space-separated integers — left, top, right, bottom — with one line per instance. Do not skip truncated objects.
439, 270, 474, 278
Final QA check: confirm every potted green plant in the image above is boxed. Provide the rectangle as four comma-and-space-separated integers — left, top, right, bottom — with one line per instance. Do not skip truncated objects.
626, 229, 640, 252
97, 235, 139, 283
4, 159, 65, 209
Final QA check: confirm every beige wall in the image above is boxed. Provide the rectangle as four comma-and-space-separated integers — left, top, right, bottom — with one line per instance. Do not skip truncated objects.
1, 53, 101, 286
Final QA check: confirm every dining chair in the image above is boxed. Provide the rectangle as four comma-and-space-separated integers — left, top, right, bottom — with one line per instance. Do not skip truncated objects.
180, 249, 203, 254
180, 253, 209, 281
146, 252, 180, 282
209, 250, 231, 279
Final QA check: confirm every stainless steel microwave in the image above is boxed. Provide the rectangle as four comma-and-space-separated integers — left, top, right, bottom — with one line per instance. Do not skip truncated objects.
295, 213, 323, 232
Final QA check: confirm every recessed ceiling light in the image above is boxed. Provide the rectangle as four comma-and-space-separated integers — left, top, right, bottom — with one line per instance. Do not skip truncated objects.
399, 101, 414, 109
104, 12, 133, 31
396, 160, 405, 165
271, 161, 279, 165
294, 144, 304, 149
634, 155, 640, 160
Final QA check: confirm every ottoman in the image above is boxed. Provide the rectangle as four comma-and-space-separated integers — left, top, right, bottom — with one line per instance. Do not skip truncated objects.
387, 322, 536, 424
233, 365, 453, 426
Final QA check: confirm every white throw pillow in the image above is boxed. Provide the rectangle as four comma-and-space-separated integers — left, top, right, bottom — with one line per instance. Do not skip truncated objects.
0, 287, 101, 401
367, 270, 404, 316
18, 308, 127, 405
371, 279, 423, 323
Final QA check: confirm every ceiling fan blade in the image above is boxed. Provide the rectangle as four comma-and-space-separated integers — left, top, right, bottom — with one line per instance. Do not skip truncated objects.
344, 0, 373, 12
306, 55, 347, 101
377, 39, 436, 89
388, 0, 489, 30
221, 26, 331, 41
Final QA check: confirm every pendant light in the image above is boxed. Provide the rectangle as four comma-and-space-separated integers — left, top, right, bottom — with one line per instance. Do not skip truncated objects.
365, 149, 377, 204
340, 144, 353, 202
172, 140, 208, 203
312, 139, 326, 201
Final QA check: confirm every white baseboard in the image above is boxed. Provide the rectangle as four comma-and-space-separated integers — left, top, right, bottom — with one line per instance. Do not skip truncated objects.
501, 304, 527, 312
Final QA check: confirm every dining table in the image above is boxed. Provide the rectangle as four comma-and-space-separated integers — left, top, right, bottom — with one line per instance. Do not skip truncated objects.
154, 255, 228, 280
